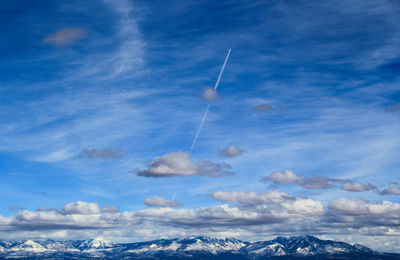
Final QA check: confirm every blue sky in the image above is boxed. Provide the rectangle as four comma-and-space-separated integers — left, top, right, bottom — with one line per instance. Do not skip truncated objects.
1, 0, 400, 252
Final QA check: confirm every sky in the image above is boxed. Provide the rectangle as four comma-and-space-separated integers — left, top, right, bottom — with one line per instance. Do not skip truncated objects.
1, 0, 400, 252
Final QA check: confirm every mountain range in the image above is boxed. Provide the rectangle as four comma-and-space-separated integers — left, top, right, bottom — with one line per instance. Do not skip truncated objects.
0, 235, 399, 259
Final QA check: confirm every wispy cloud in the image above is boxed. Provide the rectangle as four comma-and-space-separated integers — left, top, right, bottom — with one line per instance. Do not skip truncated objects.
43, 27, 85, 47
254, 103, 273, 113
79, 148, 122, 159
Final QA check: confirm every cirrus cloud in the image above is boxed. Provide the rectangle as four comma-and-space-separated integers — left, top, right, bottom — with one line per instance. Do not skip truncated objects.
43, 27, 85, 47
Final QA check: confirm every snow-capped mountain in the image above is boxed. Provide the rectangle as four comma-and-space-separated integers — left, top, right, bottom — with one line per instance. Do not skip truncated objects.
0, 235, 398, 259
78, 237, 117, 250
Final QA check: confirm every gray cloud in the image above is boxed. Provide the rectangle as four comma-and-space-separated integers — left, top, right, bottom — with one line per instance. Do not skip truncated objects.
302, 175, 336, 189
100, 206, 120, 213
327, 198, 400, 227
79, 148, 122, 159
261, 169, 335, 189
144, 196, 183, 207
263, 170, 394, 195
208, 190, 295, 205
135, 152, 234, 178
254, 103, 273, 113
43, 27, 85, 47
202, 87, 220, 102
379, 182, 400, 195
261, 169, 381, 192
219, 145, 245, 158
341, 182, 376, 192
62, 201, 100, 215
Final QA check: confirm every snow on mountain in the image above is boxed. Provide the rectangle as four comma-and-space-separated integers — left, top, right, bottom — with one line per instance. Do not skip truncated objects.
126, 241, 182, 254
0, 235, 394, 259
182, 237, 247, 252
78, 237, 116, 250
40, 240, 79, 252
8, 240, 46, 253
246, 242, 286, 256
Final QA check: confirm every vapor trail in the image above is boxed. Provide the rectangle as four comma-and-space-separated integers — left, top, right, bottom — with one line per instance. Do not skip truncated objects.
190, 48, 231, 153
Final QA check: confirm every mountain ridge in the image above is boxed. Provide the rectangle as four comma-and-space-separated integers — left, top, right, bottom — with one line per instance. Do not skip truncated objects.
0, 235, 398, 259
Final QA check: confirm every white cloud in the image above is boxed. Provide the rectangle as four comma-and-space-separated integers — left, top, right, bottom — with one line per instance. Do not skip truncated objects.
328, 198, 400, 218
144, 196, 183, 207
0, 197, 399, 251
219, 145, 245, 158
265, 169, 303, 185
136, 152, 234, 178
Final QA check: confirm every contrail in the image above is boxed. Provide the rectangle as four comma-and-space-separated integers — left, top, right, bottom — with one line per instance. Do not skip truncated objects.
190, 48, 231, 153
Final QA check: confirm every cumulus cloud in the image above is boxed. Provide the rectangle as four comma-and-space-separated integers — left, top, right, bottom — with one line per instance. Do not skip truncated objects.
2, 196, 400, 243
263, 169, 303, 185
261, 169, 336, 189
144, 196, 183, 207
219, 145, 245, 158
379, 182, 400, 195
341, 182, 376, 192
328, 198, 400, 224
43, 27, 85, 47
137, 199, 324, 228
135, 152, 234, 178
202, 87, 220, 101
209, 190, 295, 205
79, 148, 122, 159
254, 103, 273, 113
62, 201, 100, 215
